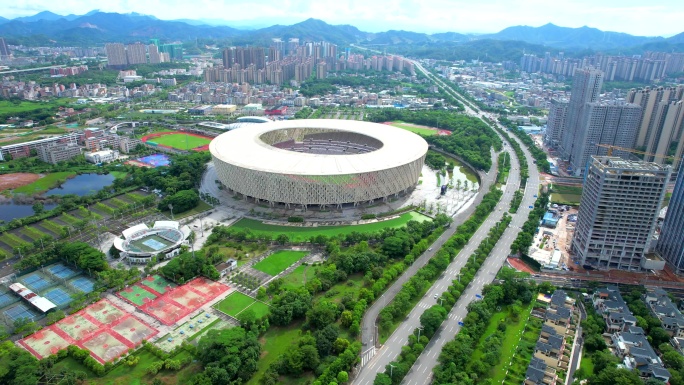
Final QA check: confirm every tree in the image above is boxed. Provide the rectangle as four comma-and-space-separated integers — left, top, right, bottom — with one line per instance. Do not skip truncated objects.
32, 203, 44, 215
333, 338, 350, 354
584, 334, 607, 353
337, 371, 349, 383
648, 327, 671, 347
591, 367, 645, 385
158, 189, 199, 213
591, 350, 619, 375
196, 327, 261, 383
307, 300, 338, 330
420, 305, 447, 338
662, 350, 684, 371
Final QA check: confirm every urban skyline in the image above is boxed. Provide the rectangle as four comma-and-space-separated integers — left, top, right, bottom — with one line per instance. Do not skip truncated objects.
3, 0, 684, 36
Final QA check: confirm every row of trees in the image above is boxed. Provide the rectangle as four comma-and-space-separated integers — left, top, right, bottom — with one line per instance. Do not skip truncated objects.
374, 214, 513, 385
510, 192, 550, 255
497, 117, 551, 173
190, 327, 261, 385
160, 249, 221, 283
365, 109, 502, 171
430, 279, 536, 385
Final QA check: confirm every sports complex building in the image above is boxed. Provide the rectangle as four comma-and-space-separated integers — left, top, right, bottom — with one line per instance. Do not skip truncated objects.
113, 221, 191, 264
209, 119, 428, 209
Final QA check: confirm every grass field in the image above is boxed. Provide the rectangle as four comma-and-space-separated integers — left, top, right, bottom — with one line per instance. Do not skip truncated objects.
389, 121, 438, 136
252, 250, 309, 276
152, 133, 211, 150
162, 200, 212, 220
244, 301, 270, 318
550, 184, 583, 206
247, 322, 311, 385
214, 292, 257, 317
282, 265, 318, 291
230, 212, 429, 242
12, 172, 76, 194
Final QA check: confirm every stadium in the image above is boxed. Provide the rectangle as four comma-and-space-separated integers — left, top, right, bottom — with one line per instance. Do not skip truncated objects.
209, 119, 428, 209
113, 221, 192, 264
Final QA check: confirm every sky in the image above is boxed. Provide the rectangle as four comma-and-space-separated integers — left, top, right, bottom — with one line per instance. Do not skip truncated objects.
4, 0, 684, 36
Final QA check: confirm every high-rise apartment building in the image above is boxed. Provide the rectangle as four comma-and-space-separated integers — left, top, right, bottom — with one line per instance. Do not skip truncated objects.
544, 99, 568, 148
560, 68, 604, 164
0, 37, 9, 58
568, 101, 642, 175
148, 44, 161, 64
105, 43, 127, 66
126, 43, 147, 65
572, 156, 670, 270
627, 86, 684, 170
656, 164, 684, 273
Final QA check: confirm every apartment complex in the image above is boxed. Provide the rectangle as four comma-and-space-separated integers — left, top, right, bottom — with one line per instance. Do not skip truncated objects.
627, 86, 684, 170
644, 288, 684, 337
0, 133, 82, 160
106, 41, 169, 67
592, 287, 671, 383
571, 156, 670, 270
0, 37, 11, 58
524, 290, 577, 385
105, 43, 127, 66
544, 99, 568, 148
36, 143, 82, 164
656, 165, 684, 273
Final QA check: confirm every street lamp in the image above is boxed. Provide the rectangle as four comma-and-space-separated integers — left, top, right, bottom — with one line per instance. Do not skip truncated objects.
417, 326, 424, 339
389, 363, 397, 378
168, 203, 174, 219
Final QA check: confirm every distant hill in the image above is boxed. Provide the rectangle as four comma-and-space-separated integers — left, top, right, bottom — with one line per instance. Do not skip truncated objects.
0, 12, 682, 57
479, 23, 664, 50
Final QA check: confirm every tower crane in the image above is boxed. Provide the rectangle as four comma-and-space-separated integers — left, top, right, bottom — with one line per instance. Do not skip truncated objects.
594, 144, 682, 162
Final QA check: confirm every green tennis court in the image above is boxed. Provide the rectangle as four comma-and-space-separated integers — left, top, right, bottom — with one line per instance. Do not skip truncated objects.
141, 274, 176, 294
119, 285, 157, 306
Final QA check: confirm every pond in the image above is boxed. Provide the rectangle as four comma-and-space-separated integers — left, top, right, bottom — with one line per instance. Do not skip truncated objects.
442, 154, 480, 186
46, 173, 115, 197
0, 201, 58, 223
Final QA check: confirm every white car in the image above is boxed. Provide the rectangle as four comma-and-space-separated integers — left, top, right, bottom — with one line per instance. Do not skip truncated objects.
428, 247, 433, 251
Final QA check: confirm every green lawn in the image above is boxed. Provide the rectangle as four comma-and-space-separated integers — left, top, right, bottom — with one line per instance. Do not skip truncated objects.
389, 121, 438, 136
214, 292, 257, 317
110, 171, 128, 179
12, 172, 76, 194
252, 250, 309, 276
151, 133, 211, 150
163, 200, 212, 220
281, 265, 318, 291
229, 212, 429, 242
244, 301, 270, 318
580, 354, 594, 376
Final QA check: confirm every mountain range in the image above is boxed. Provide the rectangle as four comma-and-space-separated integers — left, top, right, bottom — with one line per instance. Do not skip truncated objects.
1, 10, 683, 56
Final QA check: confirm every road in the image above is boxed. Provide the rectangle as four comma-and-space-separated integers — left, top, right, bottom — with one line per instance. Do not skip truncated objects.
358, 150, 499, 367
351, 60, 541, 385
396, 60, 540, 385
566, 301, 586, 384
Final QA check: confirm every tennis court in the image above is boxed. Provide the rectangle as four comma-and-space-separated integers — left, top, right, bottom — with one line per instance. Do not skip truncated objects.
46, 263, 79, 280
111, 316, 158, 345
3, 303, 38, 322
68, 276, 95, 294
131, 235, 172, 253
189, 277, 230, 298
19, 272, 54, 292
42, 287, 73, 307
141, 274, 176, 295
136, 153, 171, 168
166, 286, 205, 309
0, 290, 18, 308
119, 285, 158, 306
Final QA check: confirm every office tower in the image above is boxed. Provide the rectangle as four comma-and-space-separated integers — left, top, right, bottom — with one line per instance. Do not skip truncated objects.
0, 37, 9, 57
568, 101, 642, 176
560, 68, 604, 164
572, 156, 670, 270
159, 43, 182, 60
105, 43, 127, 66
148, 44, 161, 64
544, 99, 568, 148
656, 164, 684, 273
150, 38, 160, 47
627, 86, 684, 170
126, 43, 147, 65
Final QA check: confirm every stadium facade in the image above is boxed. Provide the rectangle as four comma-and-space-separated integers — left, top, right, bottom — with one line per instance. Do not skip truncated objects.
113, 221, 192, 264
209, 119, 428, 209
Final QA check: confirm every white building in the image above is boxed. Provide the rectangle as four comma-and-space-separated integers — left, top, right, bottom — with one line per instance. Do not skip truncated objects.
85, 149, 119, 164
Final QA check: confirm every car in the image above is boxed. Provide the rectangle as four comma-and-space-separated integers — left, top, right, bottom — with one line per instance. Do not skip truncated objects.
434, 294, 438, 299
428, 247, 433, 251
529, 205, 534, 209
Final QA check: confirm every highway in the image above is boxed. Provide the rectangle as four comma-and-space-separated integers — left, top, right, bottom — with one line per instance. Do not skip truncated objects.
357, 150, 499, 367
352, 60, 541, 385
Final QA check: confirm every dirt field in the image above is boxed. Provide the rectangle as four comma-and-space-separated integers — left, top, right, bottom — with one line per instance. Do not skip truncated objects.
0, 173, 40, 191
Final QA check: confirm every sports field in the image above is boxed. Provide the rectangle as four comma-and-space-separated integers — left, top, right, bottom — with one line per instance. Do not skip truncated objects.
140, 274, 176, 294
252, 250, 309, 276
388, 121, 438, 136
215, 292, 259, 317
119, 285, 157, 306
229, 212, 429, 242
144, 132, 212, 151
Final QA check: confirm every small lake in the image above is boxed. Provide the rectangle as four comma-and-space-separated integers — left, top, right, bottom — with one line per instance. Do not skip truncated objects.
46, 173, 115, 197
0, 202, 58, 223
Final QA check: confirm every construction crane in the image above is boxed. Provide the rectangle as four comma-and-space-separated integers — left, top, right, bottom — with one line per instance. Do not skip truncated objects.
594, 143, 682, 162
